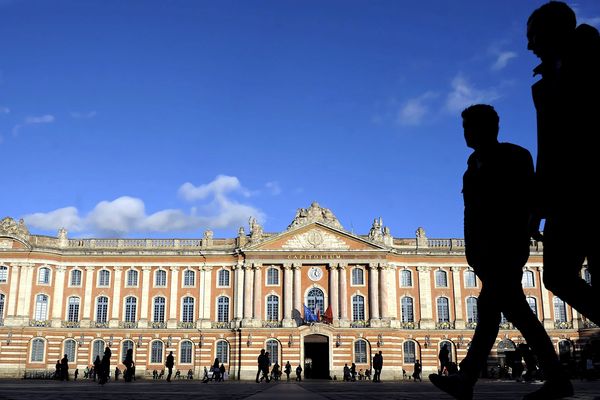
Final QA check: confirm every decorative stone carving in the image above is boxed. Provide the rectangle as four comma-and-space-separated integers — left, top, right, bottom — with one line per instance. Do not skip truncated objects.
248, 217, 264, 242
281, 228, 350, 250
0, 217, 30, 240
416, 227, 428, 249
287, 202, 343, 230
368, 218, 384, 242
383, 226, 393, 246
203, 229, 214, 247
58, 228, 68, 247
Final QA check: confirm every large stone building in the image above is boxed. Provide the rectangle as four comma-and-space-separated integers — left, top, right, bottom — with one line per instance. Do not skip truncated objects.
0, 203, 595, 379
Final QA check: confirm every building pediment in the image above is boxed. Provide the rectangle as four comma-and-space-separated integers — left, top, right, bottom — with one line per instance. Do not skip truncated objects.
243, 223, 386, 252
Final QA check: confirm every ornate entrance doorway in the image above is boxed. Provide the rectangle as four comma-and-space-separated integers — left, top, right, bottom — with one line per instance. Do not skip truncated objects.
303, 334, 330, 379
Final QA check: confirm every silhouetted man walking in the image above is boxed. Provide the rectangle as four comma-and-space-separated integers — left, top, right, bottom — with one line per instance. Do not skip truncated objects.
429, 105, 570, 400
527, 1, 600, 327
166, 351, 174, 382
372, 351, 383, 382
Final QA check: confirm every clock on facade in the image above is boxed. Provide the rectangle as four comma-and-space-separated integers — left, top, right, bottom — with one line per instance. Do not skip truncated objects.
308, 266, 323, 281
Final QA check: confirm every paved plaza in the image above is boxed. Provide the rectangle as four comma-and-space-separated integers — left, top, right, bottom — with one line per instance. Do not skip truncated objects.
0, 379, 599, 400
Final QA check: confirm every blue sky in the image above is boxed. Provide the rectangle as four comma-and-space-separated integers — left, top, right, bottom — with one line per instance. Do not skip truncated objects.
1, 0, 599, 239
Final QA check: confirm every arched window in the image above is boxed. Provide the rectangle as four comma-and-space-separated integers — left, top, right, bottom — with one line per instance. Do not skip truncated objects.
70, 269, 82, 286
466, 297, 478, 323
98, 270, 110, 287
0, 265, 7, 283
435, 270, 448, 287
124, 296, 137, 322
400, 270, 412, 287
31, 338, 45, 362
155, 270, 167, 287
522, 270, 535, 288
0, 293, 5, 321
153, 297, 166, 323
183, 270, 195, 287
437, 297, 450, 322
126, 269, 138, 286
180, 340, 193, 364
34, 294, 49, 320
267, 268, 279, 285
307, 288, 325, 314
401, 297, 414, 323
151, 341, 163, 363
218, 269, 230, 287
527, 297, 538, 317
216, 340, 229, 363
403, 341, 416, 364
352, 295, 365, 321
67, 296, 80, 322
583, 268, 591, 285
92, 340, 105, 361
96, 296, 109, 323
352, 268, 364, 285
217, 296, 229, 322
464, 270, 477, 288
440, 341, 453, 362
64, 339, 76, 363
554, 297, 567, 322
266, 339, 279, 365
266, 295, 279, 321
558, 340, 573, 362
182, 297, 194, 323
38, 267, 51, 284
121, 340, 134, 363
354, 339, 367, 363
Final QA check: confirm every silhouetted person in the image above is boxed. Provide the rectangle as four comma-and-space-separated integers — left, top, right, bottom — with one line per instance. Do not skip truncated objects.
219, 363, 225, 381
373, 351, 383, 382
99, 347, 111, 385
114, 367, 120, 381
74, 368, 78, 381
93, 356, 101, 382
123, 348, 134, 382
60, 354, 69, 381
54, 360, 61, 380
212, 358, 220, 382
256, 349, 269, 383
438, 344, 450, 375
429, 104, 570, 400
165, 351, 174, 382
527, 0, 600, 330
285, 361, 291, 381
412, 360, 422, 382
295, 364, 302, 381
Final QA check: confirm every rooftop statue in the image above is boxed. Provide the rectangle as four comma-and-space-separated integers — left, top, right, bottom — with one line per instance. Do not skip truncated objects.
0, 217, 30, 240
287, 202, 343, 230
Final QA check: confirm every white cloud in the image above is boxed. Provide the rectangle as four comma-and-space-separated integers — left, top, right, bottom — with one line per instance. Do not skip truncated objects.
265, 181, 282, 195
12, 114, 55, 136
396, 91, 438, 126
445, 75, 500, 113
23, 176, 265, 237
491, 51, 517, 71
70, 111, 97, 119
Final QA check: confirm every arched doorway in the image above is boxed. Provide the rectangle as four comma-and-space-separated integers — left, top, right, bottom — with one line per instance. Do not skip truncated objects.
303, 334, 329, 379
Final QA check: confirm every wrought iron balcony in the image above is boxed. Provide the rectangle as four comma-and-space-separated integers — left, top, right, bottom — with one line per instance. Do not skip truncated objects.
119, 321, 138, 329
499, 321, 515, 330
583, 320, 597, 329
61, 321, 81, 328
435, 321, 455, 330
554, 321, 573, 329
150, 322, 167, 329
29, 319, 50, 327
466, 322, 478, 329
350, 320, 370, 328
262, 320, 283, 328
177, 321, 195, 329
400, 321, 417, 329
211, 321, 231, 329
93, 321, 109, 329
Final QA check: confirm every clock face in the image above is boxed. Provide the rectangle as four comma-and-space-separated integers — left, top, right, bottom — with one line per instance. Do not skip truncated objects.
308, 267, 323, 281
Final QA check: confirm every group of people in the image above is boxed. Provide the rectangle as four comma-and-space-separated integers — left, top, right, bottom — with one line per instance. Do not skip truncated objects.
429, 3, 599, 400
255, 350, 303, 383
201, 358, 227, 382
54, 354, 71, 381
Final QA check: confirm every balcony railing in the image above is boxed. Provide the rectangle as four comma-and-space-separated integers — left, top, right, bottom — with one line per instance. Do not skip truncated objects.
177, 322, 195, 329
211, 321, 231, 329
262, 320, 283, 328
499, 321, 515, 330
349, 320, 370, 328
93, 321, 109, 329
29, 319, 50, 327
61, 321, 80, 328
119, 321, 138, 329
583, 320, 597, 329
466, 322, 478, 329
400, 321, 417, 329
554, 321, 573, 329
436, 321, 455, 330
150, 322, 167, 329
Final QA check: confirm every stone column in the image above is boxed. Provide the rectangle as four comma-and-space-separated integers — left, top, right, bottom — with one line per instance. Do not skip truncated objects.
540, 268, 554, 329
329, 264, 339, 322
451, 266, 465, 329
81, 266, 95, 327
6, 264, 21, 317
417, 266, 434, 329
243, 265, 254, 322
369, 264, 380, 321
283, 264, 294, 326
339, 264, 349, 325
110, 266, 123, 327
293, 264, 302, 325
51, 266, 67, 327
253, 265, 262, 323
379, 264, 390, 320
387, 265, 399, 322
16, 263, 35, 320
233, 263, 244, 320
197, 267, 205, 320
201, 267, 212, 328
139, 266, 152, 328
168, 266, 180, 327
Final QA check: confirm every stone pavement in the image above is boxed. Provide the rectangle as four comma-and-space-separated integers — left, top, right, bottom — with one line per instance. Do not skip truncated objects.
0, 379, 599, 400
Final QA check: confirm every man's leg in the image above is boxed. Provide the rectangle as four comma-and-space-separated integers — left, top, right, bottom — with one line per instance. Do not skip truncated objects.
544, 218, 600, 325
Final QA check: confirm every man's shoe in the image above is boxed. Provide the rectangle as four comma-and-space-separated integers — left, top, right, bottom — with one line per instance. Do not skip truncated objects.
522, 379, 573, 400
429, 373, 473, 400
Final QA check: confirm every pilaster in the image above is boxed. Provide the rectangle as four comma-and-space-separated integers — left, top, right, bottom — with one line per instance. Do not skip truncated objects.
451, 266, 465, 329
417, 266, 434, 329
